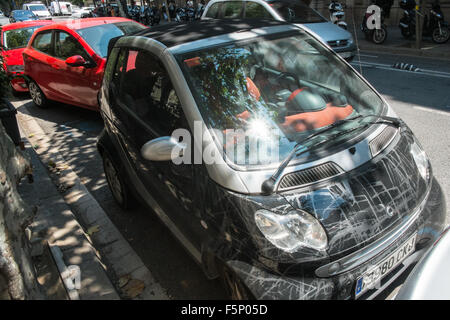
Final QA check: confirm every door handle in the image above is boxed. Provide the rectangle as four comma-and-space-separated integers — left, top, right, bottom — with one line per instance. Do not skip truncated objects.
51, 64, 60, 69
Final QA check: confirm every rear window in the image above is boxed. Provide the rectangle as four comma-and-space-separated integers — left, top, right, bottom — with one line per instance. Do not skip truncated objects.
270, 1, 327, 23
76, 21, 147, 58
3, 25, 43, 49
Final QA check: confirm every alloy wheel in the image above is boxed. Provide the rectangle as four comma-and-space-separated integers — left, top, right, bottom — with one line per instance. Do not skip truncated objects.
432, 27, 450, 44
29, 82, 42, 106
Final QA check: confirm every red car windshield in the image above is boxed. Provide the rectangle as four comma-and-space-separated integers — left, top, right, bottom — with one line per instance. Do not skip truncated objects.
3, 25, 43, 49
76, 21, 147, 58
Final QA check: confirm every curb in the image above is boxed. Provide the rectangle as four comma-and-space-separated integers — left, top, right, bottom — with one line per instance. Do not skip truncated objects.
15, 101, 168, 300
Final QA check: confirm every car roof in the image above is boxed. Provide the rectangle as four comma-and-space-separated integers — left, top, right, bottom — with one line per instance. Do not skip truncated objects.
37, 17, 132, 31
1, 20, 52, 31
132, 19, 293, 48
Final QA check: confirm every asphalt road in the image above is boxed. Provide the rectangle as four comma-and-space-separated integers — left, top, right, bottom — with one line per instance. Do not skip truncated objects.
11, 51, 450, 300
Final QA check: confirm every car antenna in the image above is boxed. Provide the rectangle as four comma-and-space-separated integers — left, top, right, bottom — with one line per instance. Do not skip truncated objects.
350, 5, 363, 75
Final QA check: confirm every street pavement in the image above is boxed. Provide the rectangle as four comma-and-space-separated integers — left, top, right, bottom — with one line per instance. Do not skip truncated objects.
10, 50, 450, 299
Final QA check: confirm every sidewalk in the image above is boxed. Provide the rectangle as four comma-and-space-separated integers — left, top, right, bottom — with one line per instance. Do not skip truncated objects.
15, 101, 167, 300
349, 25, 450, 60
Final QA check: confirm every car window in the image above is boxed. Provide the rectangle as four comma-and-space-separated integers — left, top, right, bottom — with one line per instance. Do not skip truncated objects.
119, 49, 183, 136
270, 1, 327, 23
76, 21, 147, 58
54, 31, 89, 61
245, 2, 272, 19
221, 2, 243, 18
3, 25, 43, 49
31, 31, 53, 55
205, 3, 221, 18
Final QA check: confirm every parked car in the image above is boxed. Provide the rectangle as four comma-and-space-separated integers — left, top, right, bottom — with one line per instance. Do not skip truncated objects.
1, 20, 53, 94
0, 10, 4, 17
9, 10, 39, 23
22, 2, 52, 19
23, 17, 147, 110
396, 227, 450, 300
49, 1, 72, 16
202, 0, 356, 61
97, 20, 446, 300
71, 6, 94, 18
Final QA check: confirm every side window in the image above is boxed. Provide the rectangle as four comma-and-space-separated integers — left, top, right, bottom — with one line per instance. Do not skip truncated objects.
205, 3, 221, 18
32, 31, 53, 55
221, 2, 243, 18
119, 49, 184, 136
54, 31, 89, 61
245, 2, 272, 19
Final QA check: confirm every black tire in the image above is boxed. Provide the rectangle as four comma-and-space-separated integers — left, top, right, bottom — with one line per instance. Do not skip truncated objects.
220, 264, 254, 300
432, 26, 450, 44
102, 151, 137, 210
372, 25, 387, 44
28, 80, 49, 108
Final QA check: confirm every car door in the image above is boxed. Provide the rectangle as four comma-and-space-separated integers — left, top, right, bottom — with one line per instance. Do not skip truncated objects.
109, 48, 203, 247
25, 30, 66, 101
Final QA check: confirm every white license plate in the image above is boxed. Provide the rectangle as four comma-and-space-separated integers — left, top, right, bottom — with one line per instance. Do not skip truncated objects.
355, 233, 417, 298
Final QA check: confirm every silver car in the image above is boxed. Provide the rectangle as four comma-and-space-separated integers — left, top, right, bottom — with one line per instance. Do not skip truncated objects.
396, 227, 450, 300
202, 0, 356, 61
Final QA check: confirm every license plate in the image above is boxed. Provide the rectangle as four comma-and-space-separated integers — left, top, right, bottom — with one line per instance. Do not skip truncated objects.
355, 233, 417, 298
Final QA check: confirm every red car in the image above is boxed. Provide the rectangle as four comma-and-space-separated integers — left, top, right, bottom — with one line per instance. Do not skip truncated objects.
23, 17, 147, 110
1, 20, 53, 94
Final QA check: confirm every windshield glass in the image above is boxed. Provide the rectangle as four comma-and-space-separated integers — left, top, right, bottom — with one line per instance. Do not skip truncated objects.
3, 25, 42, 49
268, 1, 327, 23
14, 10, 36, 17
28, 5, 47, 11
76, 21, 146, 58
177, 31, 384, 168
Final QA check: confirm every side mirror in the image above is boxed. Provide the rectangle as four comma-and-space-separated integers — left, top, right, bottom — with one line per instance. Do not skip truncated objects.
141, 136, 185, 161
65, 55, 87, 67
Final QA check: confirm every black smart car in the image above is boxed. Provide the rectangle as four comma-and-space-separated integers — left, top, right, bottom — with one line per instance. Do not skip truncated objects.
97, 20, 446, 299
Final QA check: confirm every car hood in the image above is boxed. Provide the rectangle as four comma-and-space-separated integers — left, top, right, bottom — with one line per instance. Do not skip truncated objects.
32, 11, 50, 16
300, 22, 352, 42
281, 128, 430, 257
2, 48, 25, 67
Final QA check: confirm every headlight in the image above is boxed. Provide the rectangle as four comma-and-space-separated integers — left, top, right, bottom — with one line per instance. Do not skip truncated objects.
410, 139, 430, 181
255, 209, 328, 252
7, 65, 24, 73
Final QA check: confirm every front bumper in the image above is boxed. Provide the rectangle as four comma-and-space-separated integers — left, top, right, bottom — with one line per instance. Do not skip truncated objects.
332, 42, 357, 60
227, 178, 446, 300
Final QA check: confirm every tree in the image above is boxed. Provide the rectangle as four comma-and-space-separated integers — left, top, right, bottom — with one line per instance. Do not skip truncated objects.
0, 55, 42, 300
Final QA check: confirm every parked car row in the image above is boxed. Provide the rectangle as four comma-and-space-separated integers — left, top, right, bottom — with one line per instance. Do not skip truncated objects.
1, 5, 447, 300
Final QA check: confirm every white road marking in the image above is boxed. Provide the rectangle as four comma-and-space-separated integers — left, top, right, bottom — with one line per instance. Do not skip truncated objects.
413, 106, 450, 117
351, 61, 450, 79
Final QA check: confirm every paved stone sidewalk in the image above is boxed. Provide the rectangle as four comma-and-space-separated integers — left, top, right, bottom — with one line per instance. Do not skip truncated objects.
15, 102, 168, 300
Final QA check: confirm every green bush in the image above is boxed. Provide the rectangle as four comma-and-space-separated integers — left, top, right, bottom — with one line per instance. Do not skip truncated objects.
0, 55, 9, 104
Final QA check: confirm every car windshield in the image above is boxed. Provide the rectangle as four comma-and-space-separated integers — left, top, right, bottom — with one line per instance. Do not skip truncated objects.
3, 25, 42, 49
14, 10, 35, 17
268, 1, 327, 23
76, 21, 147, 58
177, 31, 384, 168
29, 5, 47, 11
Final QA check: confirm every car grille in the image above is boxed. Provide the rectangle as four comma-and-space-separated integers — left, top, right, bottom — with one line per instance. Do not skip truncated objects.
369, 126, 398, 157
327, 39, 349, 47
278, 162, 342, 190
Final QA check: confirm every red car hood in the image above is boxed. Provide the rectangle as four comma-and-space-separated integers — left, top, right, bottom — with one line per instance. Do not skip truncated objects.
2, 48, 25, 67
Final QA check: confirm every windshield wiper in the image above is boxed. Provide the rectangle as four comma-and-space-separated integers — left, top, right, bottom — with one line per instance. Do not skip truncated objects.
261, 114, 403, 194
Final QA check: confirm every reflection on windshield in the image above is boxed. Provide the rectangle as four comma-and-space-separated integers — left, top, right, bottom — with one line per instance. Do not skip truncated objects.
178, 32, 384, 167
270, 2, 327, 23
76, 22, 146, 58
4, 26, 41, 49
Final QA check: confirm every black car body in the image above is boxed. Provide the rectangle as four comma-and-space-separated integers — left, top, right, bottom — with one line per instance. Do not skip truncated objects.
9, 10, 39, 23
97, 20, 446, 300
